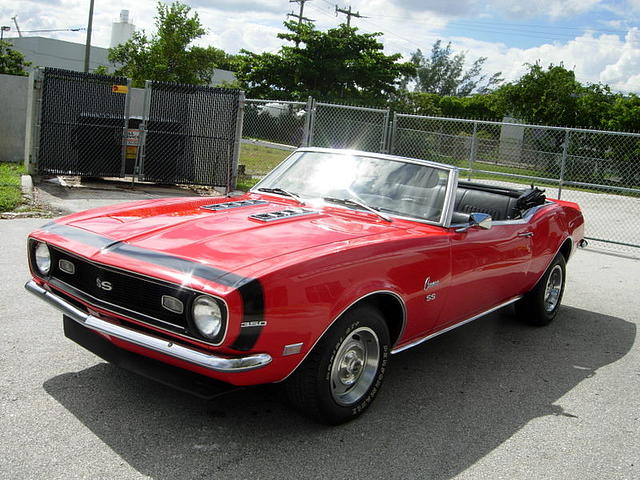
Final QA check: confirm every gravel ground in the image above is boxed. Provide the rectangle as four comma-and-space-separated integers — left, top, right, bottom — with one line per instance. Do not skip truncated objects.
0, 217, 638, 480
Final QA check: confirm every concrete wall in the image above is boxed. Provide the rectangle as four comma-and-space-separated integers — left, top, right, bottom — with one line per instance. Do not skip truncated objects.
0, 74, 29, 163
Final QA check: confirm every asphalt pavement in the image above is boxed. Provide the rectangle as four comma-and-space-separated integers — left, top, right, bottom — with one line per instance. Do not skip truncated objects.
1, 216, 638, 480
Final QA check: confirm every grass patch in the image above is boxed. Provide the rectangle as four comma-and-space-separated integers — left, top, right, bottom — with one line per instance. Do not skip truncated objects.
235, 176, 260, 192
239, 142, 291, 175
0, 163, 26, 211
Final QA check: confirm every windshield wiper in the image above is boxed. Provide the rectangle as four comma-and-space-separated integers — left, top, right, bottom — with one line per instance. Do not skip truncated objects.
323, 196, 392, 222
257, 187, 305, 205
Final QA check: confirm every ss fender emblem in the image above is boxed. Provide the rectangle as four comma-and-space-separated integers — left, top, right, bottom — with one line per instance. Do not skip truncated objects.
425, 293, 437, 302
96, 278, 113, 291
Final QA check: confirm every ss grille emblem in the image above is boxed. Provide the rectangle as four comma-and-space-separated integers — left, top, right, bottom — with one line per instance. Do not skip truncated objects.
96, 278, 113, 291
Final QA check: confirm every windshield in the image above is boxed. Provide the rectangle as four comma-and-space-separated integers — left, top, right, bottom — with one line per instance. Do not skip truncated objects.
254, 151, 451, 223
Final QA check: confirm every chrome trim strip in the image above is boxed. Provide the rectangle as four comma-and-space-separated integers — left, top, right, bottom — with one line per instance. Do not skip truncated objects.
277, 289, 407, 382
442, 168, 458, 227
25, 280, 271, 373
391, 296, 522, 354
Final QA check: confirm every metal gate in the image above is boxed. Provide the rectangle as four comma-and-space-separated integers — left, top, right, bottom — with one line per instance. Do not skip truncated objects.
37, 68, 131, 177
138, 81, 244, 189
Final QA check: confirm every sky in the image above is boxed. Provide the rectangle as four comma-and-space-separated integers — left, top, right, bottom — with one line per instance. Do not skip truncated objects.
1, 0, 640, 93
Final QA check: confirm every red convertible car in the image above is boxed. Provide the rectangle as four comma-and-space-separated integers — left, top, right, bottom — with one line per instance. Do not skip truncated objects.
26, 148, 585, 424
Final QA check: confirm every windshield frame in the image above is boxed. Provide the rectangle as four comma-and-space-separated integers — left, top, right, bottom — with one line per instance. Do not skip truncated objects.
250, 147, 459, 227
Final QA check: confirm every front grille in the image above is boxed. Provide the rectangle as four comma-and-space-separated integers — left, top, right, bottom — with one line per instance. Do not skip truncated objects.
48, 247, 195, 334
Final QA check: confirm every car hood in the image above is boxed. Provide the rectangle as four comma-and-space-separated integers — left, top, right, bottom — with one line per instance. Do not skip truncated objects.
55, 195, 405, 276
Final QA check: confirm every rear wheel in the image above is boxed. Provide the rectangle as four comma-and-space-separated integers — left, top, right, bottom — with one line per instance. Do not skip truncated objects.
285, 304, 390, 424
516, 253, 566, 326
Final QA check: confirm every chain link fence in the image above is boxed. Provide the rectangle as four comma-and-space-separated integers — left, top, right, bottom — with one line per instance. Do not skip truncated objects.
240, 99, 390, 177
28, 69, 243, 190
139, 81, 243, 189
309, 103, 390, 153
241, 99, 307, 176
37, 68, 131, 177
391, 114, 640, 252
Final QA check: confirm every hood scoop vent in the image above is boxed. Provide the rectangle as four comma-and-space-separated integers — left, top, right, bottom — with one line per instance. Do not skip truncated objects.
202, 199, 268, 211
250, 208, 318, 223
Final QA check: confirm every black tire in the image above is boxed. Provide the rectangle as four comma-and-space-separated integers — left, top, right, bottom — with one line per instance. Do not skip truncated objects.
516, 253, 566, 326
285, 304, 390, 425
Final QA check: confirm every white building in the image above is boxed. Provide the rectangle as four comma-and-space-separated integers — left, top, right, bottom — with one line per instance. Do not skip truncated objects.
6, 36, 109, 72
110, 10, 136, 48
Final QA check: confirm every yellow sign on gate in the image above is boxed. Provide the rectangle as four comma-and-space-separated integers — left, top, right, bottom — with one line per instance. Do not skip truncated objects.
112, 85, 129, 94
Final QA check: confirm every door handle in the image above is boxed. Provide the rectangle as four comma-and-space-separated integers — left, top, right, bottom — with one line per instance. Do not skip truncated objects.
518, 232, 534, 238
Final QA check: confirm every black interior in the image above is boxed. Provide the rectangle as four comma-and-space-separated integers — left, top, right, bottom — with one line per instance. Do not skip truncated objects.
450, 181, 546, 223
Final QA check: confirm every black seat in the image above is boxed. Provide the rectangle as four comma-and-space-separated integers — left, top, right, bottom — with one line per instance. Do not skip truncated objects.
454, 188, 519, 221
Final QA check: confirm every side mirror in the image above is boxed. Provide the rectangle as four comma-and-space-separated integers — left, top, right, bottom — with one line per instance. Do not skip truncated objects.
455, 213, 492, 233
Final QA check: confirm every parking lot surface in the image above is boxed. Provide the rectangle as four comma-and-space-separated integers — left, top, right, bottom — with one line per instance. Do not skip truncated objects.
1, 218, 638, 480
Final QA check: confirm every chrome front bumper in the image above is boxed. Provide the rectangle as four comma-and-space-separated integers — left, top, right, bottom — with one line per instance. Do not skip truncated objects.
25, 280, 272, 373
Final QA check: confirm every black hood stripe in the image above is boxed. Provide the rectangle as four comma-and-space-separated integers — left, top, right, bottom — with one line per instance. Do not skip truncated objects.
43, 222, 115, 249
40, 222, 264, 351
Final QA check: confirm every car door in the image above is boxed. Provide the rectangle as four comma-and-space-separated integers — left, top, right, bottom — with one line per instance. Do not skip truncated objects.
438, 220, 533, 329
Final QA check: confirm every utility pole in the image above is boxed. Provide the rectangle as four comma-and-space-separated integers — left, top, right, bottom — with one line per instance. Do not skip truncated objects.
287, 0, 314, 25
335, 5, 367, 27
1, 26, 10, 42
83, 0, 95, 72
11, 16, 22, 37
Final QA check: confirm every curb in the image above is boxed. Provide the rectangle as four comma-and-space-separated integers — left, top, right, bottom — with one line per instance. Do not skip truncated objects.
21, 175, 34, 202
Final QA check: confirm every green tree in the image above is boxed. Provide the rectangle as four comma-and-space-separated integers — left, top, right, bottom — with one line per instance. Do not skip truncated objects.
107, 1, 230, 87
604, 94, 640, 186
235, 21, 415, 104
388, 91, 442, 115
0, 41, 31, 76
497, 63, 616, 128
404, 41, 503, 96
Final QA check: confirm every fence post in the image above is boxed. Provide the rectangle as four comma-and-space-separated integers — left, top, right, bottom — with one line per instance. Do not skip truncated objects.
133, 79, 152, 185
468, 121, 478, 181
302, 96, 314, 147
23, 68, 44, 175
229, 91, 245, 194
380, 108, 391, 153
558, 129, 570, 199
307, 98, 317, 147
388, 113, 398, 155
119, 77, 132, 178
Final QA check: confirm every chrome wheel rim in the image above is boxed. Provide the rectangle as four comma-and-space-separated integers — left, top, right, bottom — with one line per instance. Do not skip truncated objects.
544, 265, 563, 312
330, 327, 380, 406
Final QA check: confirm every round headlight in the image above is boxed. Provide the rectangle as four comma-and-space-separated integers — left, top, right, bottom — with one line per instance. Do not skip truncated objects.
34, 242, 51, 275
192, 295, 223, 339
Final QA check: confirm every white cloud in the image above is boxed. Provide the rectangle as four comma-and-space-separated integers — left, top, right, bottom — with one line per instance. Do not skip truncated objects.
600, 28, 640, 91
450, 30, 640, 92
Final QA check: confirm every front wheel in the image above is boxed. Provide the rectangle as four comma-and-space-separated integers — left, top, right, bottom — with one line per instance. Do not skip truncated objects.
285, 304, 390, 424
516, 253, 566, 326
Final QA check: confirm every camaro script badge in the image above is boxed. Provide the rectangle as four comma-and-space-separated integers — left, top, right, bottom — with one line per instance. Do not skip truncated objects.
424, 276, 440, 290
96, 278, 113, 291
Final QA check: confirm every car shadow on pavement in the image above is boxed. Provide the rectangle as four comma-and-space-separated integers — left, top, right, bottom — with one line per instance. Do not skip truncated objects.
43, 305, 635, 480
